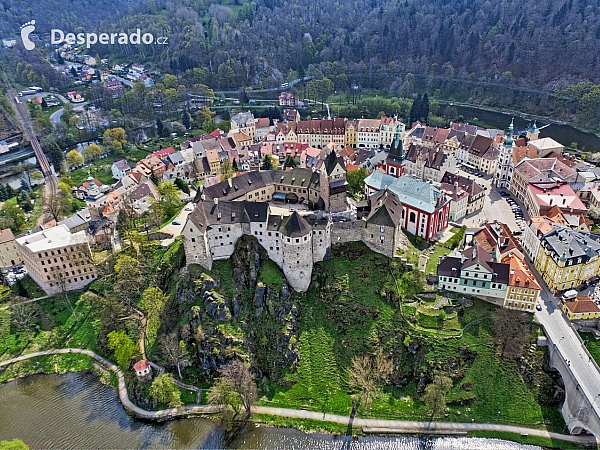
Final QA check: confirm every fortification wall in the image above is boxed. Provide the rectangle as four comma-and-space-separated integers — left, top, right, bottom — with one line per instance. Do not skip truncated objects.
331, 221, 362, 245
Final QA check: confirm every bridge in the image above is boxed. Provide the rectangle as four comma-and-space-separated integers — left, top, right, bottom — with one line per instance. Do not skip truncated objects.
536, 289, 600, 438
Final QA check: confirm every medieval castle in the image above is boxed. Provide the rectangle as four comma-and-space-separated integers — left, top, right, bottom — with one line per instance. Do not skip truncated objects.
183, 126, 450, 292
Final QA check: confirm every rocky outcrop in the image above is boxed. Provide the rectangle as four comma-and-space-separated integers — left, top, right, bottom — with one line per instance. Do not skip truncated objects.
231, 235, 267, 289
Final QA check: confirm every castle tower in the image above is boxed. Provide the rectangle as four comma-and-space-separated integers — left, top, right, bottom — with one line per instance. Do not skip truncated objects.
319, 150, 347, 212
495, 118, 515, 189
384, 124, 405, 177
281, 211, 313, 292
526, 121, 540, 141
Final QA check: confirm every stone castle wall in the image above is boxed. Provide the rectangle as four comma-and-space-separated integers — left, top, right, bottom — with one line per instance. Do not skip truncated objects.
331, 221, 362, 245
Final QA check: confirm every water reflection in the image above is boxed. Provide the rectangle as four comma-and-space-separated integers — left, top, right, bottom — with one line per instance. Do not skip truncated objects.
0, 373, 540, 450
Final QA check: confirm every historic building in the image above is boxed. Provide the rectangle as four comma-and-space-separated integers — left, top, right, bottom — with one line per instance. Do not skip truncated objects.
16, 224, 97, 295
364, 172, 451, 241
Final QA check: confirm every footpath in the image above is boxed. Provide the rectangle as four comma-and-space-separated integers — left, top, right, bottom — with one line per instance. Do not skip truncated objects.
0, 348, 598, 446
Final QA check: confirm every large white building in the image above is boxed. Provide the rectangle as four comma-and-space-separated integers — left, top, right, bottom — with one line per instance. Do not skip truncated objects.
16, 225, 97, 295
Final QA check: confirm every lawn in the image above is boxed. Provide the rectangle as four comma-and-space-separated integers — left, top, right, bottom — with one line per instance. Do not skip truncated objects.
0, 292, 101, 383
257, 243, 566, 430
581, 332, 600, 366
425, 244, 452, 275
69, 147, 149, 186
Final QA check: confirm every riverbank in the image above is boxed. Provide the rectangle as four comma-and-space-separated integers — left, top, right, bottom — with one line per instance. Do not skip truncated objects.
0, 348, 597, 449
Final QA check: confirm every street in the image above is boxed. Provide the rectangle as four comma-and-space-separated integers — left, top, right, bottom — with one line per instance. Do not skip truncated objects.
530, 261, 600, 431
453, 168, 524, 232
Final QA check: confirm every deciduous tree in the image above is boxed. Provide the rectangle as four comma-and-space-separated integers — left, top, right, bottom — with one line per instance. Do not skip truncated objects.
424, 374, 453, 417
150, 373, 183, 408
348, 348, 393, 415
107, 330, 138, 367
66, 149, 84, 167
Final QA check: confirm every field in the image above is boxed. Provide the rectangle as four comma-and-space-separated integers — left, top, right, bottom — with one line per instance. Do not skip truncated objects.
69, 146, 149, 186
258, 243, 565, 430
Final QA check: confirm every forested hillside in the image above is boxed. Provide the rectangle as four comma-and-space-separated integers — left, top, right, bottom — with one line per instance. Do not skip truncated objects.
2, 0, 599, 90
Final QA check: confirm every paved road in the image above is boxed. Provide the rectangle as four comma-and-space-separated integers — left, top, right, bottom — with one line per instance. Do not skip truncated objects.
19, 91, 86, 125
531, 264, 600, 435
453, 168, 522, 232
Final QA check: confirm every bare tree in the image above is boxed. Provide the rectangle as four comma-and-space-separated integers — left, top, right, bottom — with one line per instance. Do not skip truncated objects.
159, 332, 189, 379
11, 296, 40, 341
348, 348, 393, 417
209, 361, 257, 417
493, 308, 528, 358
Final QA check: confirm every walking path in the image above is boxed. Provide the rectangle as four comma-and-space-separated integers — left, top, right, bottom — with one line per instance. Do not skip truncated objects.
0, 348, 597, 445
252, 406, 598, 445
0, 348, 217, 420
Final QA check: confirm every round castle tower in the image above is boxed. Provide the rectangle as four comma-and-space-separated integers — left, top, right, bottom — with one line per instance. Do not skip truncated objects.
281, 210, 313, 292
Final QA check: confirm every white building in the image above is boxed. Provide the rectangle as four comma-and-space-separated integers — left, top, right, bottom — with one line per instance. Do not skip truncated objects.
111, 159, 131, 180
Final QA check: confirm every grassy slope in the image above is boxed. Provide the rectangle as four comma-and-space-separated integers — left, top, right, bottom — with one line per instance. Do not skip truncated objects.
258, 243, 564, 430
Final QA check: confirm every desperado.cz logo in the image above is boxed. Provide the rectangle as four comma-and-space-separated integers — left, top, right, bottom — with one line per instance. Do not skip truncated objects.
51, 29, 168, 49
20, 20, 168, 50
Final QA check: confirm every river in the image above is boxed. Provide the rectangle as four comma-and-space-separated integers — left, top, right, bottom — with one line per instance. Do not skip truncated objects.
445, 104, 600, 152
0, 373, 543, 450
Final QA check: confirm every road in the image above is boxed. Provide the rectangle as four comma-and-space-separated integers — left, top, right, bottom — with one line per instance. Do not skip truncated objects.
17, 91, 87, 126
212, 76, 312, 95
532, 267, 600, 434
452, 168, 524, 232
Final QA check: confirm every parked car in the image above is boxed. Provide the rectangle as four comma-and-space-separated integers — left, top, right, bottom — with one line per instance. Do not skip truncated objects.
172, 221, 181, 225
185, 205, 193, 211
536, 303, 542, 311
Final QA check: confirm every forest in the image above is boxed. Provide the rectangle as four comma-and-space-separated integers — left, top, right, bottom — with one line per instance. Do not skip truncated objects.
3, 0, 600, 90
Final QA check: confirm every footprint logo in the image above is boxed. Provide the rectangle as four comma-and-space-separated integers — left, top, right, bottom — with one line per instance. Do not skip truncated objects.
20, 20, 35, 50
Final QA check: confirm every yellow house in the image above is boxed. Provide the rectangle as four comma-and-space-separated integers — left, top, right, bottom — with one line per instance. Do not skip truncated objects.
562, 296, 600, 320
205, 149, 222, 176
345, 120, 357, 148
502, 252, 541, 311
534, 226, 600, 294
0, 228, 22, 269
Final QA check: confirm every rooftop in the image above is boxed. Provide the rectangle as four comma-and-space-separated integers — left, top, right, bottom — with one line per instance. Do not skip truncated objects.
16, 224, 89, 252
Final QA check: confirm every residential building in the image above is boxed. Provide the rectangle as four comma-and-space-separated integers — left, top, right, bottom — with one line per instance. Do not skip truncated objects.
111, 159, 131, 180
438, 181, 469, 221
501, 252, 542, 311
562, 296, 600, 321
0, 229, 21, 269
16, 225, 97, 295
356, 118, 381, 148
230, 111, 256, 141
403, 143, 456, 183
469, 220, 524, 262
534, 226, 600, 294
437, 245, 510, 302
528, 137, 564, 157
439, 172, 485, 217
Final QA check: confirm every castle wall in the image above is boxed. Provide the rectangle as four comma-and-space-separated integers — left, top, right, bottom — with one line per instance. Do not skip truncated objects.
263, 230, 283, 265
331, 221, 362, 245
282, 231, 313, 292
183, 221, 213, 270
206, 223, 245, 261
312, 225, 331, 262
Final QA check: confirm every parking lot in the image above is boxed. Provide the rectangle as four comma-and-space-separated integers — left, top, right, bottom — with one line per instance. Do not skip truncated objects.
453, 167, 527, 233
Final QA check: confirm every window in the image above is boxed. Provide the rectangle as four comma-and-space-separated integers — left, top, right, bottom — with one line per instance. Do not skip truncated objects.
409, 212, 416, 223
380, 226, 385, 233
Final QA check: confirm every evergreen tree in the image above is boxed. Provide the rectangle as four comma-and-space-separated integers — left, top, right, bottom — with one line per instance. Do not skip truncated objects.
174, 177, 190, 195
421, 93, 430, 121
260, 154, 274, 170
56, 51, 64, 65
150, 170, 159, 186
41, 97, 48, 108
156, 117, 164, 137
182, 111, 191, 129
70, 66, 78, 77
5, 184, 14, 198
409, 94, 421, 125
232, 158, 239, 172
45, 143, 64, 170
0, 184, 6, 201
284, 155, 297, 168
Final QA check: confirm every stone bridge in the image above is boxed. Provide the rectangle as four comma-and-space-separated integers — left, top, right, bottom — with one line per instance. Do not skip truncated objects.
545, 328, 600, 437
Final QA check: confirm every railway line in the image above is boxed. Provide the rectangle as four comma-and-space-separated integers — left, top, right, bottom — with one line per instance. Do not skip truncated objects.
7, 90, 58, 197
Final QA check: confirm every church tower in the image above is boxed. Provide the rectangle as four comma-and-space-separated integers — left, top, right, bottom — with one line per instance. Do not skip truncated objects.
495, 118, 515, 189
384, 124, 405, 178
526, 121, 540, 141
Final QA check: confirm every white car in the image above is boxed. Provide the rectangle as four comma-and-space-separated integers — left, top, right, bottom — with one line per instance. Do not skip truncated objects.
185, 205, 193, 211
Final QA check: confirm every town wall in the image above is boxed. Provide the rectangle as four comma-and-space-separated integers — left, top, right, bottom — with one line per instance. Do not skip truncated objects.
331, 221, 362, 245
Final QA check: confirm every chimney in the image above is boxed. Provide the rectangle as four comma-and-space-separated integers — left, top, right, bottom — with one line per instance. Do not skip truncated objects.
228, 177, 233, 188
472, 248, 476, 260
214, 198, 219, 205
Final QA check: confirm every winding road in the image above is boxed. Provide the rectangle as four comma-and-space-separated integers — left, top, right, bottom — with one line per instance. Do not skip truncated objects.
0, 348, 597, 445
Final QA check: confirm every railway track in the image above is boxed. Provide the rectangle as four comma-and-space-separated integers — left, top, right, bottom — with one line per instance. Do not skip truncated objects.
7, 90, 58, 197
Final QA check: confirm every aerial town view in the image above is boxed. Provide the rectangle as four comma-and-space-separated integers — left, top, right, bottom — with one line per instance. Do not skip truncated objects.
2, 1, 600, 449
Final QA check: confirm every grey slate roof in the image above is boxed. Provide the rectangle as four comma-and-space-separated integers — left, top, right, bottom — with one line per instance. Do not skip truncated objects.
366, 189, 403, 227
282, 211, 312, 237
